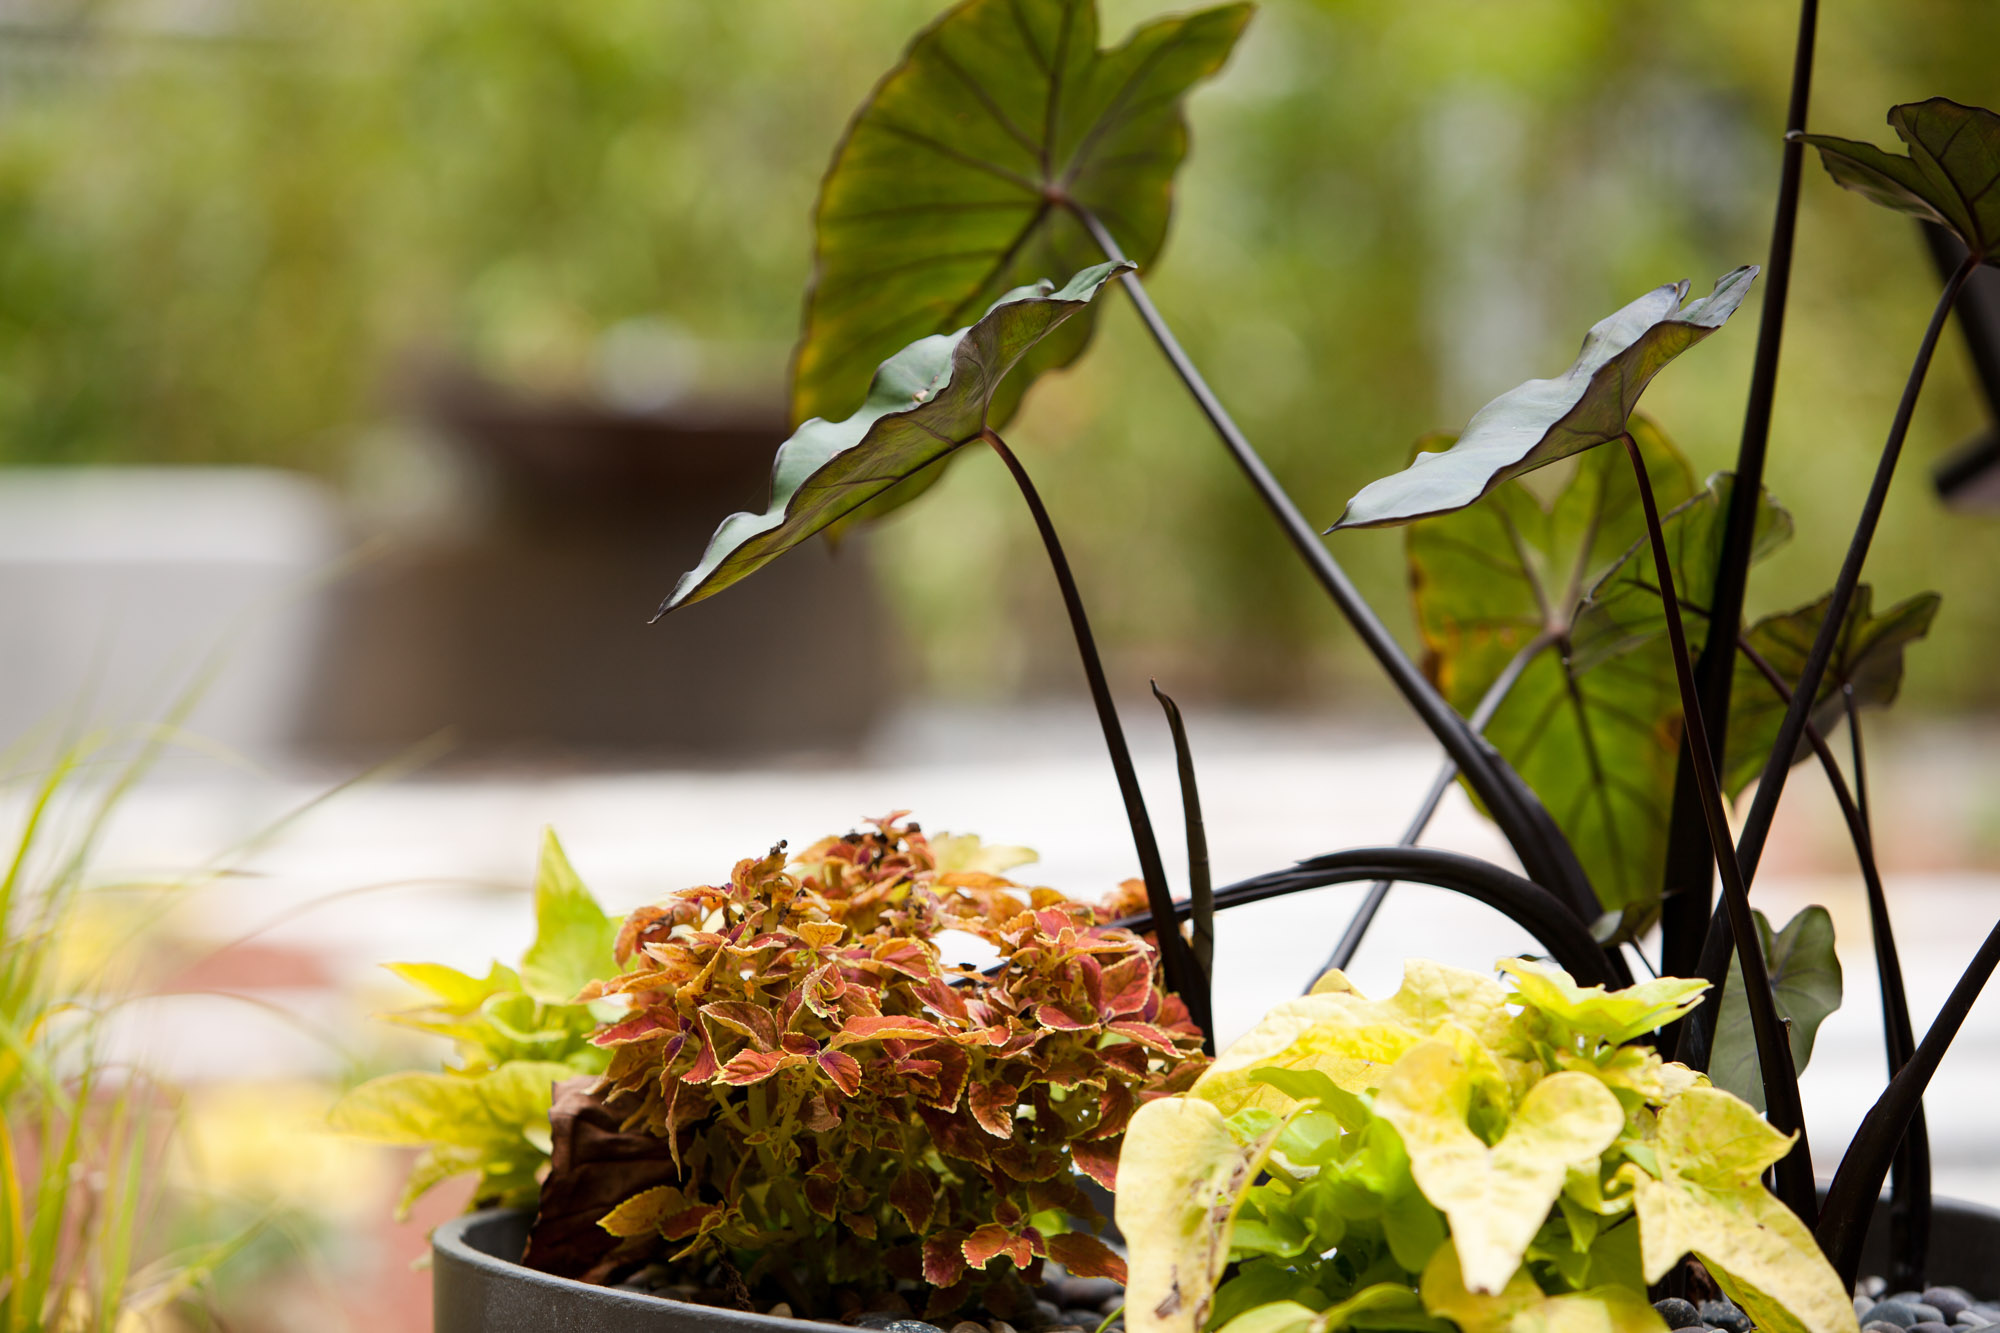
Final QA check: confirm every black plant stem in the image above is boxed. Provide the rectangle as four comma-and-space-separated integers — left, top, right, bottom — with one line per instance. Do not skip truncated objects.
1152, 682, 1215, 1052
1818, 919, 2000, 1287
1686, 255, 1978, 1063
1620, 433, 1816, 1225
1064, 200, 1596, 924
979, 428, 1200, 1022
1311, 629, 1558, 985
1658, 0, 1820, 983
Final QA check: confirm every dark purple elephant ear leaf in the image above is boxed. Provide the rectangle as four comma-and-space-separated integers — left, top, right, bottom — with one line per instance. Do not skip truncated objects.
1328, 267, 1756, 531
1795, 98, 2000, 262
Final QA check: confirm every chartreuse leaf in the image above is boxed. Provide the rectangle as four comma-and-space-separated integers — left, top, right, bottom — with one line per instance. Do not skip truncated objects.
1498, 959, 1707, 1047
1796, 99, 2000, 262
1375, 1040, 1623, 1293
1330, 269, 1755, 530
1629, 1089, 1856, 1333
1420, 1242, 1667, 1333
1709, 907, 1842, 1114
384, 960, 518, 1012
1405, 419, 1696, 918
667, 263, 1127, 611
1119, 1097, 1285, 1333
329, 1061, 573, 1149
796, 0, 1251, 436
1725, 586, 1941, 794
1215, 1285, 1437, 1333
518, 829, 619, 1006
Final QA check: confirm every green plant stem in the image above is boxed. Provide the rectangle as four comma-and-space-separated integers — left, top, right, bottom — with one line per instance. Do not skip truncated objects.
1657, 0, 1820, 984
1312, 629, 1558, 986
1151, 683, 1215, 1052
1620, 433, 1815, 1225
1064, 201, 1599, 927
1817, 919, 2000, 1286
979, 428, 1199, 1026
1684, 255, 1979, 1068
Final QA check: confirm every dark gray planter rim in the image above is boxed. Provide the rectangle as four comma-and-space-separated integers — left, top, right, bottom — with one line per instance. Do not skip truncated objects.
433, 1195, 2000, 1332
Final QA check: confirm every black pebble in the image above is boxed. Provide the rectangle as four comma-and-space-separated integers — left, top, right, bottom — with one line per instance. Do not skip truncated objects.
1059, 1312, 1101, 1329
1056, 1279, 1124, 1310
1869, 1308, 1922, 1331
1700, 1301, 1753, 1333
1924, 1293, 1973, 1323
1911, 1323, 1955, 1333
1654, 1300, 1703, 1330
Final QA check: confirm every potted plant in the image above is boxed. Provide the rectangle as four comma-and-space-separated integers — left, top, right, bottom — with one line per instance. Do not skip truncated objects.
337, 0, 2000, 1326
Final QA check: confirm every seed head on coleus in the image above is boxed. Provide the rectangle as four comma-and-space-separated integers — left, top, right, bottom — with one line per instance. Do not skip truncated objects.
523, 814, 1207, 1317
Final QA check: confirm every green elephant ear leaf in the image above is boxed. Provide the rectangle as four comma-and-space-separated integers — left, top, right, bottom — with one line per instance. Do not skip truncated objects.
1709, 906, 1842, 1113
665, 262, 1127, 612
1726, 585, 1942, 793
794, 0, 1251, 444
1796, 99, 2000, 262
1331, 268, 1756, 530
1406, 419, 1699, 918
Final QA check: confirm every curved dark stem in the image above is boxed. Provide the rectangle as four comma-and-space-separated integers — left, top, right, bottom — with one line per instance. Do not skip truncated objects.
1109, 846, 1627, 990
1657, 0, 1820, 984
1310, 630, 1558, 987
979, 428, 1199, 1019
1818, 919, 2000, 1287
1151, 681, 1214, 1053
1620, 433, 1815, 1225
1686, 256, 1979, 1065
1063, 201, 1599, 928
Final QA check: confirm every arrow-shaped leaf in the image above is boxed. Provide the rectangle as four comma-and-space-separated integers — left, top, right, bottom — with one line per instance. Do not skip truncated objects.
1331, 268, 1757, 530
1709, 906, 1843, 1114
664, 262, 1127, 613
1796, 99, 2000, 263
796, 0, 1251, 441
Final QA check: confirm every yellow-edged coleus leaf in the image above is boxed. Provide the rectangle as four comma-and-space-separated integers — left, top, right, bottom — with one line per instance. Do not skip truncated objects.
1499, 958, 1708, 1048
1420, 1241, 1668, 1333
518, 829, 618, 1006
1404, 419, 1697, 917
1796, 99, 2000, 263
1375, 1039, 1623, 1294
1331, 269, 1755, 530
795, 0, 1251, 436
666, 263, 1127, 612
1629, 1088, 1857, 1333
1708, 907, 1842, 1115
1191, 961, 1508, 1115
1118, 1097, 1284, 1333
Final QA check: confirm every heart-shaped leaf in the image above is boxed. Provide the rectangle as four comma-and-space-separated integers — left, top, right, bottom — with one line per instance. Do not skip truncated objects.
1725, 585, 1942, 794
1796, 99, 2000, 263
1407, 420, 1701, 917
663, 262, 1127, 613
1709, 906, 1842, 1114
1331, 268, 1756, 530
795, 0, 1251, 443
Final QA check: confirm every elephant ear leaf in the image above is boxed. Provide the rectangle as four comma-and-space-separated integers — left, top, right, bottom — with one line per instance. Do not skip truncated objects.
1330, 268, 1757, 530
1709, 907, 1842, 1114
663, 262, 1128, 613
1795, 99, 2000, 262
795, 0, 1252, 443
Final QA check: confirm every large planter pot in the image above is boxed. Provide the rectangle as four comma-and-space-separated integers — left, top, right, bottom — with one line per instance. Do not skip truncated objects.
433, 1197, 2000, 1332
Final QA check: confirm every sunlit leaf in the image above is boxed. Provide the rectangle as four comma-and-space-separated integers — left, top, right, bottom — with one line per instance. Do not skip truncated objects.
1708, 907, 1842, 1114
795, 0, 1251, 445
1331, 269, 1755, 530
666, 263, 1127, 612
1419, 1242, 1668, 1333
1498, 958, 1707, 1047
330, 1060, 575, 1152
518, 829, 618, 1006
1797, 99, 2000, 262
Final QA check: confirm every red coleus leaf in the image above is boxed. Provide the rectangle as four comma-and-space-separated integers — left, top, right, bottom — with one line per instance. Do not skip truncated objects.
831, 1014, 949, 1047
803, 1172, 838, 1220
924, 1043, 970, 1111
890, 1168, 935, 1232
590, 1008, 678, 1047
701, 1001, 778, 1052
1098, 955, 1154, 1017
910, 975, 969, 1023
968, 1080, 1019, 1137
717, 1047, 800, 1086
1032, 1004, 1094, 1032
816, 1049, 863, 1097
613, 905, 675, 965
842, 1212, 878, 1240
1070, 1135, 1121, 1190
962, 1224, 1035, 1271
1044, 1232, 1127, 1283
1090, 1082, 1135, 1139
801, 1089, 842, 1132
1107, 1020, 1182, 1055
922, 1231, 968, 1287
917, 1104, 993, 1166
683, 1033, 722, 1084
871, 938, 938, 980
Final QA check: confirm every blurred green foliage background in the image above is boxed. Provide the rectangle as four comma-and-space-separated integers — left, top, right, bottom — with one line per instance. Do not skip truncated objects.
3, 0, 1998, 709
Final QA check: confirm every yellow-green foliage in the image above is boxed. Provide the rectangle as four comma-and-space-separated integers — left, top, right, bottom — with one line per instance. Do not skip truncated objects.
1117, 958, 1858, 1333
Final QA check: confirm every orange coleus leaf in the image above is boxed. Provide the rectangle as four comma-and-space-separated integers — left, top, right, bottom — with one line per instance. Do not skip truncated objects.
842, 1212, 878, 1240
701, 1001, 779, 1052
1033, 1003, 1094, 1032
1098, 955, 1154, 1017
870, 938, 936, 980
924, 1043, 970, 1110
717, 1046, 801, 1086
1107, 1020, 1182, 1054
1045, 1232, 1127, 1284
968, 1080, 1019, 1137
591, 1009, 678, 1047
797, 921, 844, 949
613, 904, 675, 965
922, 1230, 969, 1287
831, 1014, 950, 1047
962, 1224, 1036, 1271
889, 1167, 935, 1232
816, 1049, 863, 1097
1070, 1135, 1121, 1190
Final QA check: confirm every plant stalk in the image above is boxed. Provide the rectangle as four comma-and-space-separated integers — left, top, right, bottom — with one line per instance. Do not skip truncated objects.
1621, 433, 1815, 1224
1312, 629, 1557, 984
1064, 201, 1599, 927
979, 429, 1201, 1025
1151, 682, 1215, 1052
1685, 255, 1979, 1063
1657, 0, 1820, 983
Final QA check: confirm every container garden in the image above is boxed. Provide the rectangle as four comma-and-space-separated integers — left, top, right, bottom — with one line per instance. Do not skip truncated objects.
336, 0, 2000, 1328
